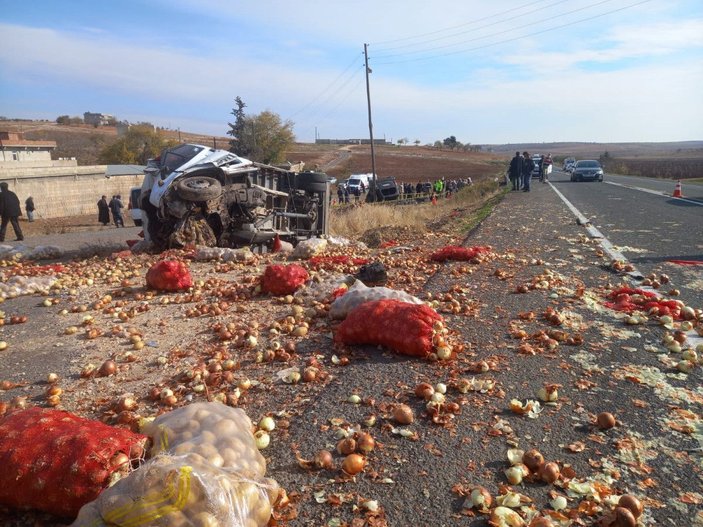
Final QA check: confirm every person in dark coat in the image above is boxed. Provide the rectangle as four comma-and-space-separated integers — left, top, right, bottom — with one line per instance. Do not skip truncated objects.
25, 196, 35, 222
98, 195, 110, 226
522, 151, 534, 192
0, 182, 24, 242
109, 195, 125, 227
508, 151, 523, 191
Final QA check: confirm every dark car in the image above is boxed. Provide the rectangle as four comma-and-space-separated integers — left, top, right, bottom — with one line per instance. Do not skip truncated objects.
367, 177, 399, 202
570, 160, 604, 182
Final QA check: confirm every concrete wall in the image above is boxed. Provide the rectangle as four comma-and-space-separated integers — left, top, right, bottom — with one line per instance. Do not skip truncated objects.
0, 167, 144, 219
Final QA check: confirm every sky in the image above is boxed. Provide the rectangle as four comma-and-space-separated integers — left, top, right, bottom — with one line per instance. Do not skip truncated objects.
1, 0, 702, 145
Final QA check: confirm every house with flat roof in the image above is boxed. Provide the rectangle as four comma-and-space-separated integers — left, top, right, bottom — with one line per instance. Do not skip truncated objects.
0, 131, 56, 164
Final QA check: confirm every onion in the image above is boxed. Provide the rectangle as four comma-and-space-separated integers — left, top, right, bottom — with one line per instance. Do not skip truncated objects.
489, 506, 525, 527
341, 453, 365, 475
98, 359, 117, 377
356, 432, 375, 453
414, 383, 434, 400
47, 373, 59, 384
392, 403, 414, 425
597, 412, 616, 430
612, 506, 636, 527
117, 394, 138, 412
46, 394, 61, 407
110, 452, 130, 469
80, 363, 97, 378
46, 385, 63, 397
254, 430, 270, 449
618, 495, 643, 518
259, 416, 276, 432
314, 450, 334, 470
337, 437, 357, 455
505, 465, 525, 485
539, 462, 560, 484
531, 518, 554, 527
469, 486, 492, 510
522, 449, 544, 472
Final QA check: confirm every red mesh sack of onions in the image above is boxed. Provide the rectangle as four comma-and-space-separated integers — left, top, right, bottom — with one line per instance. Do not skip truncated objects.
261, 264, 309, 295
0, 407, 148, 518
335, 299, 445, 358
430, 245, 491, 262
145, 259, 193, 291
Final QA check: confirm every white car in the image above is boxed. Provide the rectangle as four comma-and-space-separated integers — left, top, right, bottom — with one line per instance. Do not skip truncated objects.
128, 187, 143, 226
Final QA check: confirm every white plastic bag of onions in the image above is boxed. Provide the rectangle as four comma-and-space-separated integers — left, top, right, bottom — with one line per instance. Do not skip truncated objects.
72, 403, 280, 527
290, 237, 327, 260
329, 280, 424, 320
72, 453, 280, 527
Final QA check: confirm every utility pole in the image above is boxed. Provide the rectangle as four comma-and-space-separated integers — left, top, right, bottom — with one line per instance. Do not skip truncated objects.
364, 43, 378, 201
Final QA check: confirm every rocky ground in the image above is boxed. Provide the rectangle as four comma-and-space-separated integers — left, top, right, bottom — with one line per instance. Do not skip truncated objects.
0, 182, 702, 527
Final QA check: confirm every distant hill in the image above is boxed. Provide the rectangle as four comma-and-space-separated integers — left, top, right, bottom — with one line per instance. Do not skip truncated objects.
483, 141, 703, 159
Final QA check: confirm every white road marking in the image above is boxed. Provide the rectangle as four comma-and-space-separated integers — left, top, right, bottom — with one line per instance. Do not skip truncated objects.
548, 181, 703, 350
605, 181, 703, 206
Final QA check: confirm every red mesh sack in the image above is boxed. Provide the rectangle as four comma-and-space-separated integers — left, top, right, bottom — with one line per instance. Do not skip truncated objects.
0, 407, 148, 518
261, 264, 309, 295
430, 245, 491, 262
335, 299, 442, 357
145, 259, 193, 291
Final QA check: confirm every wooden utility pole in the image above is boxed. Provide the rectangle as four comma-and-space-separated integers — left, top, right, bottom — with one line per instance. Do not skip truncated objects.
364, 43, 378, 200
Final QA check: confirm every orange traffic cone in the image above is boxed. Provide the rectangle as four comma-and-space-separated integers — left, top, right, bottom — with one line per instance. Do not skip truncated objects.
672, 180, 684, 198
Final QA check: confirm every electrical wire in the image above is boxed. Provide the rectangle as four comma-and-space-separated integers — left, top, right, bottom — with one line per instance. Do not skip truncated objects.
301, 64, 365, 123
373, 0, 616, 60
286, 52, 363, 121
373, 0, 652, 65
373, 0, 573, 54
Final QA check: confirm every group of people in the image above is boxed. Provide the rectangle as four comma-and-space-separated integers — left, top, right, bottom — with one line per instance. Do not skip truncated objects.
508, 152, 553, 192
336, 181, 367, 204
98, 195, 125, 227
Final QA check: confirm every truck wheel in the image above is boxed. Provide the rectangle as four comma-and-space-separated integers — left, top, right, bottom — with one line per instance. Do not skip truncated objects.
176, 176, 222, 201
296, 172, 328, 193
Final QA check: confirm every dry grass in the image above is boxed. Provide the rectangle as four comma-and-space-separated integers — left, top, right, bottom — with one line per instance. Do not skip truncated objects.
330, 179, 500, 239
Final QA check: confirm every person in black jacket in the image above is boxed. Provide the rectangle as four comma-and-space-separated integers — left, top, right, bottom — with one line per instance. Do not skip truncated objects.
0, 182, 24, 241
522, 151, 534, 192
508, 151, 524, 191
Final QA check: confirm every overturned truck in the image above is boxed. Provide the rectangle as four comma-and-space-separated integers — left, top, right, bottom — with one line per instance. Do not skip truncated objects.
139, 144, 330, 250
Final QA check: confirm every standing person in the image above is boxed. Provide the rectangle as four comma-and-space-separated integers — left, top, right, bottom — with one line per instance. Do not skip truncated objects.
109, 195, 125, 227
508, 151, 523, 191
0, 182, 24, 242
98, 195, 110, 225
542, 153, 553, 183
522, 152, 534, 192
25, 196, 35, 222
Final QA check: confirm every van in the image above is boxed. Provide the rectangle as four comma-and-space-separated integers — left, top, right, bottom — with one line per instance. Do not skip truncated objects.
345, 173, 373, 194
128, 187, 143, 226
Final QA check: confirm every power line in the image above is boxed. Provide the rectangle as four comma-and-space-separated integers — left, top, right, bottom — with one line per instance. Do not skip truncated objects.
373, 0, 573, 54
373, 0, 616, 60
373, 0, 652, 65
299, 66, 365, 123
371, 0, 555, 46
286, 52, 363, 121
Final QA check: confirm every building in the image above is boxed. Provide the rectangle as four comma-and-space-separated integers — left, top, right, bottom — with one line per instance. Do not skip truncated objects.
0, 131, 56, 164
315, 138, 390, 146
83, 112, 115, 127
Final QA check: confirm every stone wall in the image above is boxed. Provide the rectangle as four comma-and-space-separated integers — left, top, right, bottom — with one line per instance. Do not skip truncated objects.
0, 167, 144, 219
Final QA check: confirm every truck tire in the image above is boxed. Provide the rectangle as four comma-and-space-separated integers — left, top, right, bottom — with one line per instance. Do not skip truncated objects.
176, 176, 222, 201
296, 172, 328, 193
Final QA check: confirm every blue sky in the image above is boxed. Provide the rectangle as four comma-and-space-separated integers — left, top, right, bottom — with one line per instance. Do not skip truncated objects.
1, 0, 702, 145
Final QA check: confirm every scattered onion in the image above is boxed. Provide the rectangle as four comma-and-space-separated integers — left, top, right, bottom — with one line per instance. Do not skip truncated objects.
613, 506, 636, 527
259, 416, 276, 432
539, 462, 560, 484
392, 404, 414, 425
522, 449, 544, 472
469, 486, 492, 510
98, 359, 117, 377
336, 438, 357, 455
341, 453, 365, 475
314, 450, 334, 470
356, 432, 375, 453
254, 430, 270, 449
414, 383, 434, 400
597, 412, 616, 430
618, 495, 643, 518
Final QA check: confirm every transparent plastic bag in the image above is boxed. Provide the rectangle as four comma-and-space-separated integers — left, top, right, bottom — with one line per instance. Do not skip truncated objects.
290, 237, 327, 259
329, 280, 423, 320
143, 403, 267, 479
72, 453, 279, 527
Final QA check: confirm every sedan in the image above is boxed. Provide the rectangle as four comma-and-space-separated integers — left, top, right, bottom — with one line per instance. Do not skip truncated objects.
570, 160, 604, 182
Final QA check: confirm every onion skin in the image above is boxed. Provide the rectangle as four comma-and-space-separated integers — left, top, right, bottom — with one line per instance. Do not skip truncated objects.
392, 403, 414, 425
531, 518, 554, 527
618, 495, 643, 518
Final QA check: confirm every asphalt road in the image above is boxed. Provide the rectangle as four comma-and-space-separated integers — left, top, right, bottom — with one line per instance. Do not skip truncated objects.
550, 170, 703, 311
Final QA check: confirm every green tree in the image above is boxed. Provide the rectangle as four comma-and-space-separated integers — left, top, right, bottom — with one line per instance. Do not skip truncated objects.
98, 125, 175, 164
227, 96, 248, 156
239, 111, 295, 164
443, 136, 458, 150
413, 139, 421, 146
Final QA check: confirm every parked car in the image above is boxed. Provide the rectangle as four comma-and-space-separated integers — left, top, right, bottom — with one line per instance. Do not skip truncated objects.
139, 143, 329, 250
531, 155, 543, 179
127, 187, 144, 226
563, 157, 576, 172
367, 177, 399, 201
570, 160, 604, 182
